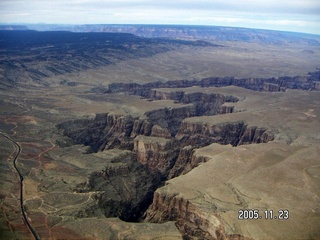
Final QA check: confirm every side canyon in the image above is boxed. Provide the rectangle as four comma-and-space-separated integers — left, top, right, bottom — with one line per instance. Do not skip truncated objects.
1, 29, 320, 240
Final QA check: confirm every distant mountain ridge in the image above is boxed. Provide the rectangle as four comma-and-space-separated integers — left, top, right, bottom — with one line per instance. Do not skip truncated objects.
0, 30, 215, 89
1, 24, 319, 45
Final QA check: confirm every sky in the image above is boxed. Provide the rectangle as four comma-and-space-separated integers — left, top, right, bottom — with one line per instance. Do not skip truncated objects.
1, 0, 320, 34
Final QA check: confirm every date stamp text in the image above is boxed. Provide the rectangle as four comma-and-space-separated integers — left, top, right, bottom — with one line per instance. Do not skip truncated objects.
238, 209, 289, 220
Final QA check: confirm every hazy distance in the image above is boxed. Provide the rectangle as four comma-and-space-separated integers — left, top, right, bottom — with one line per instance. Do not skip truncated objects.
1, 0, 320, 35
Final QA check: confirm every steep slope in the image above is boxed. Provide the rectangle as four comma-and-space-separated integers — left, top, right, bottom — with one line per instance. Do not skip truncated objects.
57, 87, 275, 227
145, 88, 320, 239
1, 25, 319, 239
56, 84, 320, 239
107, 72, 320, 93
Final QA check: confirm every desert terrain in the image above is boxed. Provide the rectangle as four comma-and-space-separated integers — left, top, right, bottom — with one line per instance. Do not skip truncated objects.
0, 26, 320, 239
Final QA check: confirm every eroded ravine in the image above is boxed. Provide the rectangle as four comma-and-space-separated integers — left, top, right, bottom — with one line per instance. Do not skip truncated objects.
106, 70, 320, 94
57, 89, 274, 232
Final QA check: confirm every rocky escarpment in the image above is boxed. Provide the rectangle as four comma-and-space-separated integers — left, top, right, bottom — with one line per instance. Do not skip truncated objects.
58, 113, 135, 152
146, 92, 235, 136
168, 121, 274, 179
106, 70, 320, 94
146, 191, 216, 239
57, 89, 274, 238
134, 136, 179, 176
58, 92, 235, 149
167, 146, 204, 179
145, 191, 253, 240
78, 152, 163, 222
177, 121, 274, 147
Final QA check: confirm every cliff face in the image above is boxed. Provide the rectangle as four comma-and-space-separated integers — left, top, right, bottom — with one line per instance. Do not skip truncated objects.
167, 121, 274, 179
146, 191, 213, 239
81, 153, 163, 222
168, 147, 209, 179
57, 86, 275, 238
130, 119, 153, 138
107, 71, 320, 94
145, 92, 232, 136
58, 91, 235, 150
133, 136, 179, 176
57, 113, 108, 152
237, 126, 274, 145
58, 113, 136, 151
145, 191, 252, 240
176, 121, 274, 148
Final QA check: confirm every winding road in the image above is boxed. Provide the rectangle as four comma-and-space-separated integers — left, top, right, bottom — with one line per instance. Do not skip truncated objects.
0, 132, 41, 240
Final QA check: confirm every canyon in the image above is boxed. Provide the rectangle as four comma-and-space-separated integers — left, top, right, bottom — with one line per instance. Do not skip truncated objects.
54, 83, 320, 239
0, 27, 320, 239
56, 89, 275, 227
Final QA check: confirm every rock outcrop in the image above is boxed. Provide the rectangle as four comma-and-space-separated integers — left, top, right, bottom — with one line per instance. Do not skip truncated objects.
176, 120, 274, 148
80, 152, 163, 222
150, 125, 172, 138
107, 71, 320, 94
133, 136, 179, 176
130, 119, 153, 138
57, 92, 235, 150
167, 146, 200, 179
145, 92, 233, 136
57, 87, 275, 238
58, 113, 136, 151
145, 106, 195, 136
57, 113, 109, 151
146, 191, 252, 240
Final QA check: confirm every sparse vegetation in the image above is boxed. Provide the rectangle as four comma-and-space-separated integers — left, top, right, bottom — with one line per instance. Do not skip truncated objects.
0, 27, 320, 239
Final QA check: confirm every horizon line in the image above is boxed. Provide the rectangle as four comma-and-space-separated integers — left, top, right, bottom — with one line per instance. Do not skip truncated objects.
1, 22, 320, 36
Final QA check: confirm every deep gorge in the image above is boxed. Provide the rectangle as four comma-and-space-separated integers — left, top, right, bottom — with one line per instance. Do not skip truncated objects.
57, 89, 274, 235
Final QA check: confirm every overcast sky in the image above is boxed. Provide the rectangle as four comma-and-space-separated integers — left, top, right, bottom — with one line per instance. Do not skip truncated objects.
1, 0, 320, 34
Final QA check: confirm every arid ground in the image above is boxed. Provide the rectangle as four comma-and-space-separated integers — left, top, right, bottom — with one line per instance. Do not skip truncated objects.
0, 27, 320, 239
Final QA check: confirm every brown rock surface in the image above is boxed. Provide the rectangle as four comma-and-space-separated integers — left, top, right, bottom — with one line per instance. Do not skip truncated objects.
134, 136, 179, 175
176, 120, 274, 147
1, 29, 320, 240
145, 87, 320, 239
146, 143, 320, 239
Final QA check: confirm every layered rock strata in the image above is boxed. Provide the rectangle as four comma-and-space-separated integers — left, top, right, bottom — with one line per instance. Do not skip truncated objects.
133, 136, 179, 176
177, 121, 274, 147
57, 86, 279, 238
58, 93, 274, 229
106, 71, 320, 94
145, 142, 320, 240
79, 153, 163, 222
146, 191, 253, 240
58, 91, 234, 148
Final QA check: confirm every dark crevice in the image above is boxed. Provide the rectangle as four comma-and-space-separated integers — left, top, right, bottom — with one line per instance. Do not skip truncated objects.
106, 70, 320, 94
57, 89, 274, 223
